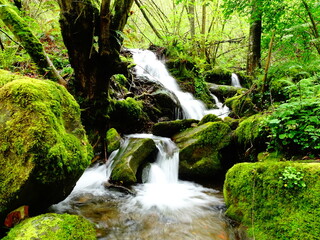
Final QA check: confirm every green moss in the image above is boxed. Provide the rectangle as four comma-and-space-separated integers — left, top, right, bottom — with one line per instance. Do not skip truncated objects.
174, 122, 232, 179
225, 94, 257, 118
235, 114, 267, 145
106, 128, 121, 154
3, 213, 96, 240
224, 162, 320, 240
199, 114, 222, 125
110, 138, 156, 185
152, 119, 199, 137
109, 97, 146, 122
0, 71, 92, 214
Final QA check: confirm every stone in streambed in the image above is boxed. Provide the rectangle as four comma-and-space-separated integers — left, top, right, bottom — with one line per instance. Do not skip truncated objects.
173, 121, 232, 181
2, 213, 96, 240
110, 138, 157, 186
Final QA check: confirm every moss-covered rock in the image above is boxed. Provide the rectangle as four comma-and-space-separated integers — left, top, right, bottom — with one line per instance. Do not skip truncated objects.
110, 138, 157, 185
2, 213, 96, 240
225, 94, 257, 118
208, 83, 245, 100
224, 162, 320, 240
106, 128, 121, 154
173, 122, 232, 181
108, 97, 148, 134
198, 114, 222, 125
152, 119, 198, 137
0, 71, 92, 224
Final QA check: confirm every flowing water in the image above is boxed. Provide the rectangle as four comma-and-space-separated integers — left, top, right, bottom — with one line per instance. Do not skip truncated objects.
51, 50, 246, 239
231, 73, 242, 88
52, 135, 239, 240
132, 49, 230, 120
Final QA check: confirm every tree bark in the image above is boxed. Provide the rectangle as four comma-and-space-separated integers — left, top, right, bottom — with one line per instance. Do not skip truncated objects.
57, 0, 134, 157
0, 0, 66, 85
185, 0, 195, 39
301, 0, 320, 55
246, 0, 262, 76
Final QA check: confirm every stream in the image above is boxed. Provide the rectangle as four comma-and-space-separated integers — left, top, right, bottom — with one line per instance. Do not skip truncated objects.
52, 50, 245, 239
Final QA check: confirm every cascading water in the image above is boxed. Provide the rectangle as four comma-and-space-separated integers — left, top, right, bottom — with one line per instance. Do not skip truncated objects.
51, 50, 245, 239
132, 49, 229, 120
231, 73, 242, 88
52, 134, 239, 239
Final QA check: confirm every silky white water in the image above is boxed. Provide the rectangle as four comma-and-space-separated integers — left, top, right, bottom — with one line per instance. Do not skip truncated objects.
52, 134, 237, 239
231, 73, 242, 88
132, 49, 229, 120
51, 50, 244, 239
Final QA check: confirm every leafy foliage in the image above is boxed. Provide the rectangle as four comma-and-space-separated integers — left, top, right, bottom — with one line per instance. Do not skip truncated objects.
280, 166, 306, 189
264, 97, 320, 156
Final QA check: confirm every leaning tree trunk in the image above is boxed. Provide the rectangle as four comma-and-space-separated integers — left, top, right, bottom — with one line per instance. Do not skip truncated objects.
57, 0, 134, 158
246, 0, 262, 76
0, 0, 66, 85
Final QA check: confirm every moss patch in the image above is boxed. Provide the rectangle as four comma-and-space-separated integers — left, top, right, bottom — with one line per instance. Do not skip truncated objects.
0, 71, 92, 219
224, 162, 320, 240
110, 138, 157, 185
3, 213, 96, 240
106, 128, 121, 154
173, 121, 232, 180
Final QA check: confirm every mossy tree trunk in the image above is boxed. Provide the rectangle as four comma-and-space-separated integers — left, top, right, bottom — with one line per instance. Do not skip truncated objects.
0, 0, 66, 85
57, 0, 134, 156
246, 0, 262, 76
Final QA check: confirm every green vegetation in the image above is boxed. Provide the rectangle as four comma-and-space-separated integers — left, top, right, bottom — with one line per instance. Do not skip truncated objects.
3, 213, 96, 240
224, 162, 320, 240
0, 71, 92, 217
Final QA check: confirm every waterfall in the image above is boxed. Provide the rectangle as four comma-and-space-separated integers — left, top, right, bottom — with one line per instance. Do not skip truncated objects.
231, 73, 242, 88
205, 94, 230, 119
132, 49, 210, 120
120, 134, 221, 216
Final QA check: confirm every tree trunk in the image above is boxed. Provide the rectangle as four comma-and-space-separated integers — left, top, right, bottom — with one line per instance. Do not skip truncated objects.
0, 0, 66, 85
57, 0, 134, 157
246, 0, 262, 76
301, 0, 320, 55
185, 0, 195, 39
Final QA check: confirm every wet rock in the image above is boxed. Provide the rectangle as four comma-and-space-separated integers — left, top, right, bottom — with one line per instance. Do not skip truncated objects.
173, 122, 232, 181
152, 119, 199, 138
0, 71, 92, 226
2, 213, 96, 240
106, 128, 122, 154
208, 83, 245, 100
110, 138, 157, 186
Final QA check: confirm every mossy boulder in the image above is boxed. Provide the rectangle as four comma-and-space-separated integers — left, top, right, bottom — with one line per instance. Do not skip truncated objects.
138, 90, 182, 123
198, 114, 222, 125
152, 119, 198, 137
224, 162, 320, 240
0, 71, 92, 224
208, 83, 244, 100
106, 128, 121, 155
173, 122, 232, 181
110, 138, 157, 186
3, 213, 96, 240
225, 94, 257, 118
234, 114, 268, 162
108, 97, 148, 134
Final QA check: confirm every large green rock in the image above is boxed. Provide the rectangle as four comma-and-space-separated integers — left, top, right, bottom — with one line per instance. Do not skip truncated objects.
0, 71, 92, 223
173, 121, 232, 180
110, 138, 157, 185
224, 162, 320, 240
3, 213, 96, 240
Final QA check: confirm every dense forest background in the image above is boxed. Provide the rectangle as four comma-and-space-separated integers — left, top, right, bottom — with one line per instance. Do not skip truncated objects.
0, 0, 319, 158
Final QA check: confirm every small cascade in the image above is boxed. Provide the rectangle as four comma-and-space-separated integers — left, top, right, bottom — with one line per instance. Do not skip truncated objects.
132, 49, 210, 120
122, 134, 221, 213
231, 73, 242, 88
205, 94, 230, 119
